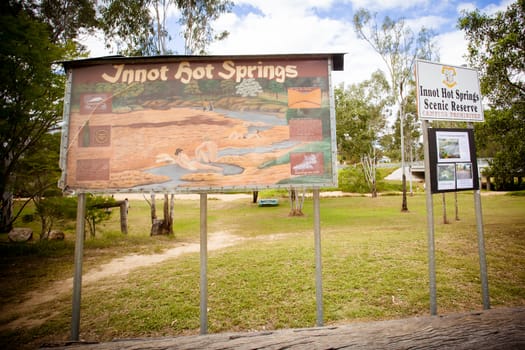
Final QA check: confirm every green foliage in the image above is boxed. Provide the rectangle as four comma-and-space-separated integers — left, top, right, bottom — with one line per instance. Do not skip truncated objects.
335, 74, 387, 164
99, 0, 233, 55
474, 109, 525, 190
459, 2, 524, 110
13, 133, 62, 199
0, 3, 66, 232
85, 195, 118, 238
39, 0, 99, 46
508, 190, 525, 197
33, 195, 117, 239
0, 238, 74, 258
177, 0, 234, 54
338, 166, 400, 194
460, 2, 525, 191
338, 166, 370, 193
99, 0, 155, 55
34, 196, 77, 240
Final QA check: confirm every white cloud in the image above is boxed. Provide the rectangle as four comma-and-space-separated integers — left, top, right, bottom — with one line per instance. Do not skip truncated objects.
79, 29, 114, 57
436, 30, 469, 67
406, 15, 451, 32
234, 0, 337, 17
480, 0, 514, 14
456, 0, 512, 15
79, 0, 506, 86
349, 0, 431, 11
208, 2, 388, 86
456, 2, 478, 13
209, 12, 347, 55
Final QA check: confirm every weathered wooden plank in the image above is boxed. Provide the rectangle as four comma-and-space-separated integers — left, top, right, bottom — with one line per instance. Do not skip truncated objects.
42, 306, 525, 350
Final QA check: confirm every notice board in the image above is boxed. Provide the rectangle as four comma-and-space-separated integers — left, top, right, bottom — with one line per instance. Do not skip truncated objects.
427, 128, 480, 193
59, 54, 344, 193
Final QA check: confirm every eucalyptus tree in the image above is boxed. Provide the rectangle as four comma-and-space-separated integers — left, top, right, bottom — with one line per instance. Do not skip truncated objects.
39, 0, 99, 46
335, 70, 389, 197
459, 1, 525, 190
99, 0, 233, 55
353, 9, 437, 210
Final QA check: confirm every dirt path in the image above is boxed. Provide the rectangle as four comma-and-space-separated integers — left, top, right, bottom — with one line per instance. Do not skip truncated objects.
0, 193, 292, 332
0, 231, 250, 331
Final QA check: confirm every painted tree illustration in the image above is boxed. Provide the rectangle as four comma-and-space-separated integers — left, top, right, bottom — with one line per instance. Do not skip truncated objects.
184, 81, 202, 96
220, 80, 236, 96
268, 81, 285, 99
236, 78, 263, 97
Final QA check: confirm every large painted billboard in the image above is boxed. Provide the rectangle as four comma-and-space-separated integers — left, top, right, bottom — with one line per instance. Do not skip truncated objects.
59, 54, 343, 193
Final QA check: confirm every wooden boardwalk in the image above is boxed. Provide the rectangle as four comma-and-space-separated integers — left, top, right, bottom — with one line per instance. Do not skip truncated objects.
43, 306, 525, 349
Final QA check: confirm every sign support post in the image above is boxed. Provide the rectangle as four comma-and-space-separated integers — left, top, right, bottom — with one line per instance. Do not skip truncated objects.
474, 187, 490, 309
422, 120, 437, 315
468, 124, 490, 310
200, 193, 208, 335
313, 189, 323, 326
70, 192, 87, 341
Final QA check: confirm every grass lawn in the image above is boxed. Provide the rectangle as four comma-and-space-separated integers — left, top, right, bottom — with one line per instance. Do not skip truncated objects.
0, 191, 524, 349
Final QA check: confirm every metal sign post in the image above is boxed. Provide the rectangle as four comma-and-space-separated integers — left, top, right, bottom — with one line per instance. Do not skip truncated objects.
468, 124, 490, 309
70, 193, 87, 341
199, 193, 208, 335
313, 189, 323, 326
474, 188, 490, 309
422, 120, 437, 315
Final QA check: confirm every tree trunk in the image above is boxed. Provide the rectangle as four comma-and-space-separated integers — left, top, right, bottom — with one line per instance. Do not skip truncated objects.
0, 192, 13, 233
150, 193, 173, 235
442, 193, 449, 224
454, 191, 460, 221
120, 199, 128, 234
150, 194, 156, 223
361, 154, 377, 198
288, 188, 304, 216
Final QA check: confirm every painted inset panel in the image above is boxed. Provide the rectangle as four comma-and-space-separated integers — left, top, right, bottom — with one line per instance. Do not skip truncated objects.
288, 87, 322, 108
76, 159, 110, 181
290, 152, 324, 175
289, 119, 323, 141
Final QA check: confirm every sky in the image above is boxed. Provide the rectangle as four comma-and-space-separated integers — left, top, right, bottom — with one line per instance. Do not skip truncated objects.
83, 0, 514, 87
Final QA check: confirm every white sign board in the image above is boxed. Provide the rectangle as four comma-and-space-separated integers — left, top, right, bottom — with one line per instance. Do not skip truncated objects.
415, 60, 484, 122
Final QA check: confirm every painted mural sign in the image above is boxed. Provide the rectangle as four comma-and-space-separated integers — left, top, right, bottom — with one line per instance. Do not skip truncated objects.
415, 60, 484, 122
59, 55, 342, 193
